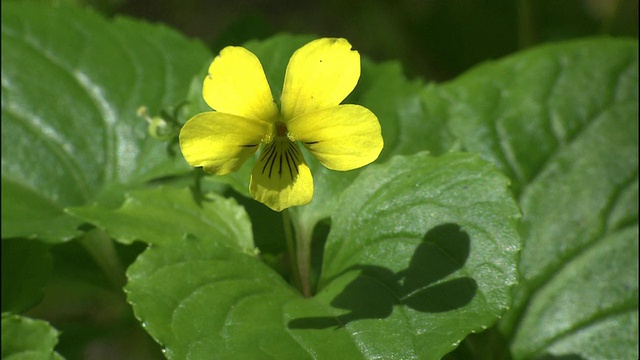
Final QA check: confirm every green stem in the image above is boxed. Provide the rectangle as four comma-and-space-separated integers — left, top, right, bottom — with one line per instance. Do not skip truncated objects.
294, 221, 312, 298
600, 0, 621, 35
78, 228, 126, 290
282, 209, 311, 297
517, 0, 536, 49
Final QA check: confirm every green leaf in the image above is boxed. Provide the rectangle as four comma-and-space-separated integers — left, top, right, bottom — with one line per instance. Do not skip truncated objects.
126, 238, 306, 359
510, 227, 638, 359
69, 187, 256, 254
1, 239, 53, 313
430, 37, 638, 198
1, 3, 211, 242
126, 151, 520, 359
1, 314, 64, 360
423, 38, 638, 358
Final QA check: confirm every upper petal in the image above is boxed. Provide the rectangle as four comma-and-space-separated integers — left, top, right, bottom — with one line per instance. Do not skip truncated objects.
179, 112, 271, 175
203, 46, 279, 123
250, 138, 313, 211
287, 104, 383, 171
280, 38, 360, 121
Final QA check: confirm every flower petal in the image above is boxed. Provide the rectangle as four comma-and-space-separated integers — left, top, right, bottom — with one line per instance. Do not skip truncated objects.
250, 138, 313, 211
179, 112, 271, 175
281, 38, 360, 120
287, 104, 383, 171
203, 46, 279, 123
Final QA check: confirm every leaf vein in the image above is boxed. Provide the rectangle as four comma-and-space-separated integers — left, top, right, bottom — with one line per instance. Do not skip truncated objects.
2, 107, 92, 200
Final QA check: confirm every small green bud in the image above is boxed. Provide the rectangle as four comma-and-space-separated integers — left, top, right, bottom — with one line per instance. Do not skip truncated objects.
137, 106, 176, 141
147, 116, 176, 141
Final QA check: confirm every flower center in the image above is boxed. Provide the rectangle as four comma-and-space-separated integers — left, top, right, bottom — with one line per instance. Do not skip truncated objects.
275, 121, 288, 137
258, 137, 302, 181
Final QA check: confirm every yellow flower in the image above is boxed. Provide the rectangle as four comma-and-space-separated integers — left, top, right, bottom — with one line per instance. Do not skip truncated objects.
179, 38, 383, 211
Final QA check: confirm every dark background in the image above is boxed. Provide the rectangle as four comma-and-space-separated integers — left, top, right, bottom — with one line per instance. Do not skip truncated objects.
89, 0, 637, 81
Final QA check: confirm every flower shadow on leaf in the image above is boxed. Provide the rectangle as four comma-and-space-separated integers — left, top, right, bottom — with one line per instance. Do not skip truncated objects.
288, 223, 477, 329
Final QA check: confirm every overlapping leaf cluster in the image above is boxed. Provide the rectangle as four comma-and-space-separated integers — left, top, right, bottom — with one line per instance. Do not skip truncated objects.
2, 2, 637, 359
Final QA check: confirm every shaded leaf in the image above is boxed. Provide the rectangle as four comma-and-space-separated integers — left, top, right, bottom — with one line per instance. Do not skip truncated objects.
1, 239, 53, 313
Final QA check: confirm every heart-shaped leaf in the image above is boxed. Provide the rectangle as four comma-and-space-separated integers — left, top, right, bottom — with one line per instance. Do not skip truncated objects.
125, 152, 520, 359
1, 2, 211, 242
423, 38, 638, 359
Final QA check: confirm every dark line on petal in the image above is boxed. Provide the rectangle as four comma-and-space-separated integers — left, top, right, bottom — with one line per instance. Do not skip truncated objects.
293, 154, 299, 175
288, 145, 301, 176
285, 149, 295, 178
239, 144, 258, 148
268, 142, 278, 178
262, 143, 277, 175
278, 147, 283, 178
288, 142, 301, 163
304, 141, 320, 145
260, 142, 274, 161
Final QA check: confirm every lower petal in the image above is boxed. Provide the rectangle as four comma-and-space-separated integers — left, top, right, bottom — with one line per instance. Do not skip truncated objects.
179, 112, 270, 175
249, 138, 313, 211
287, 104, 383, 171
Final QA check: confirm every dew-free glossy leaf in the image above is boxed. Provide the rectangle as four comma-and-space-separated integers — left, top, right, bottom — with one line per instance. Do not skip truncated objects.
1, 314, 64, 360
422, 38, 638, 358
125, 151, 520, 359
1, 3, 211, 242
